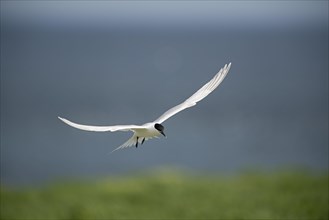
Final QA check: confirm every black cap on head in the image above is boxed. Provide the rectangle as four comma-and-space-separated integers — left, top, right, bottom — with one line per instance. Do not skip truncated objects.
154, 123, 165, 136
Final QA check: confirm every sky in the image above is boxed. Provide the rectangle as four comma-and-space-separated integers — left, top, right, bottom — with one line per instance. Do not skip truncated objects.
2, 1, 327, 30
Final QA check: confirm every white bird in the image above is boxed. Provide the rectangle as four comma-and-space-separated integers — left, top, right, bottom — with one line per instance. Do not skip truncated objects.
58, 63, 231, 152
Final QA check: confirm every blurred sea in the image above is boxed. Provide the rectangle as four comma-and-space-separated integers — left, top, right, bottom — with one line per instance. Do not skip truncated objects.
1, 4, 328, 186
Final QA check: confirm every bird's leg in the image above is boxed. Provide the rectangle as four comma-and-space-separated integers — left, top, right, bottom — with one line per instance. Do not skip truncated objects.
135, 136, 139, 148
141, 138, 145, 145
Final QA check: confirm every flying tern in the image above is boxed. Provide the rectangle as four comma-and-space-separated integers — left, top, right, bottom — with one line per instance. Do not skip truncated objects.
58, 63, 231, 152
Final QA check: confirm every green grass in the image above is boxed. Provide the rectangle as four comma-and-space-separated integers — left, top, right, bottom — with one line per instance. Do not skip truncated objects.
1, 171, 328, 219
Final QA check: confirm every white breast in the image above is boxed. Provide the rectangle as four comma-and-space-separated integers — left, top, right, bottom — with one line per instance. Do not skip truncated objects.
136, 123, 160, 138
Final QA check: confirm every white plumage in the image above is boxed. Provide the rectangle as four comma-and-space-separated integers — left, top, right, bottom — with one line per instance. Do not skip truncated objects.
58, 63, 231, 152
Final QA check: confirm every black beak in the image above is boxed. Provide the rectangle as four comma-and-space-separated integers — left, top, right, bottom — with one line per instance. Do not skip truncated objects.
160, 131, 166, 137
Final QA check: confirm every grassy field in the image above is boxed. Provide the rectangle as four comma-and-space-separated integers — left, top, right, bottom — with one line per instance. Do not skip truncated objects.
1, 171, 328, 219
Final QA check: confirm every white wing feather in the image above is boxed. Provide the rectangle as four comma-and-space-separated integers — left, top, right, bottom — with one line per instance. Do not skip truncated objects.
58, 117, 145, 132
154, 63, 231, 124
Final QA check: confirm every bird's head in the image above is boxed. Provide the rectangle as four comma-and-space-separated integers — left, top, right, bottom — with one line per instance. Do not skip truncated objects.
154, 123, 166, 137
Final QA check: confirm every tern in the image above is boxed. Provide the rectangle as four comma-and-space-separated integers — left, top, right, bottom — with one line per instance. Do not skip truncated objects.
58, 63, 231, 152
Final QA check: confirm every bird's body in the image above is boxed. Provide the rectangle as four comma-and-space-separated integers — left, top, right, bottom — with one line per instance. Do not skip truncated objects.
118, 122, 163, 149
58, 63, 231, 152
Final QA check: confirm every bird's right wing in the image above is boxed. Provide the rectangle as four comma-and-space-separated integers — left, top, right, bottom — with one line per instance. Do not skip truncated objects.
58, 117, 145, 132
154, 63, 231, 124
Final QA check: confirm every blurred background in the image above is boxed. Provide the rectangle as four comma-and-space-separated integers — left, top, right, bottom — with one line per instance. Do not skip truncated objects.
1, 1, 328, 186
1, 2, 328, 219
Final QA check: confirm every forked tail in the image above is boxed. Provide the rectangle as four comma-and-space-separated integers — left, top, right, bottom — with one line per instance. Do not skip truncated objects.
110, 134, 137, 153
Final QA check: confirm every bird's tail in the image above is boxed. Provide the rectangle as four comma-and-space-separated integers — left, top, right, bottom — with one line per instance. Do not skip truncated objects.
110, 134, 137, 153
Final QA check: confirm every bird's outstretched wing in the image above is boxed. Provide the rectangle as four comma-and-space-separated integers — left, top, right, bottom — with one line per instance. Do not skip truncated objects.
154, 63, 231, 124
58, 117, 145, 132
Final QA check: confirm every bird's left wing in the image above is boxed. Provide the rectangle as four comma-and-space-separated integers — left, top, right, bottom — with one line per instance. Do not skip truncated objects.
58, 117, 145, 132
154, 63, 231, 124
